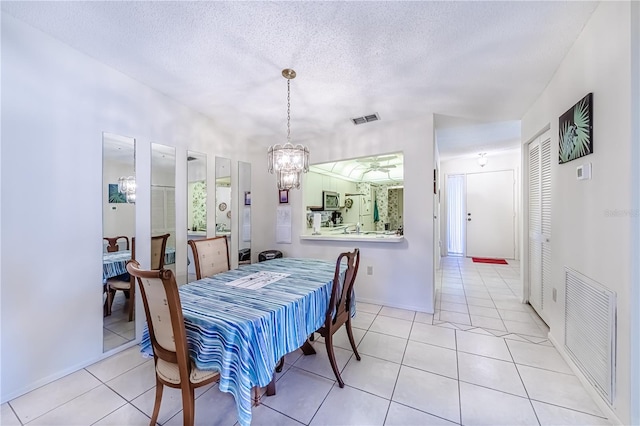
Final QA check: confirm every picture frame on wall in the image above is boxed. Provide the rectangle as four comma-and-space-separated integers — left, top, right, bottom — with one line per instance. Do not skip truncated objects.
108, 183, 126, 203
244, 191, 251, 206
559, 92, 593, 164
279, 189, 289, 204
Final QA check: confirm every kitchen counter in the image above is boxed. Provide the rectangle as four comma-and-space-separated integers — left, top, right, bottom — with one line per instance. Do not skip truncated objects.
300, 228, 404, 243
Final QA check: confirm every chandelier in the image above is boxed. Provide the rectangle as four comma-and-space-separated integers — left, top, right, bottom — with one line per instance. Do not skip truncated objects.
118, 176, 136, 203
267, 68, 309, 190
118, 145, 136, 203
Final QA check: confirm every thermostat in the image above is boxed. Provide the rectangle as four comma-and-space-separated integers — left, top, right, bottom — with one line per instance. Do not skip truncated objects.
577, 163, 592, 180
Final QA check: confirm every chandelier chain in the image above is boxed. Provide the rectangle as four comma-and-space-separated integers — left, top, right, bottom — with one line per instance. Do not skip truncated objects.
287, 79, 291, 142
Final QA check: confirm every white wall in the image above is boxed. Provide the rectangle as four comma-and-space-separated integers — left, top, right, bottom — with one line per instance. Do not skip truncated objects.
521, 3, 635, 423
0, 15, 251, 402
251, 117, 436, 313
439, 149, 521, 260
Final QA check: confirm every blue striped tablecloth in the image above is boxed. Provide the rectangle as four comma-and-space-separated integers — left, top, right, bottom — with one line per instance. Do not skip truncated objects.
140, 257, 346, 426
103, 248, 176, 280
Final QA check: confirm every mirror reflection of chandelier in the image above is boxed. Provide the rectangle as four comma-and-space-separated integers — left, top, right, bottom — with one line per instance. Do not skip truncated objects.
118, 176, 136, 203
267, 68, 309, 190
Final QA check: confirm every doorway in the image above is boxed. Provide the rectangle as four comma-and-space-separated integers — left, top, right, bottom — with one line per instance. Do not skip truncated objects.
527, 131, 552, 322
466, 170, 516, 259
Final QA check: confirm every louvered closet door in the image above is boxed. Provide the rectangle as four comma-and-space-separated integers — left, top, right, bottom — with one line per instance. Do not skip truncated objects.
528, 132, 552, 323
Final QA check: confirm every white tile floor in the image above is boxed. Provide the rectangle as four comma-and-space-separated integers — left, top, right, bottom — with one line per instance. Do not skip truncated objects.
2, 257, 613, 425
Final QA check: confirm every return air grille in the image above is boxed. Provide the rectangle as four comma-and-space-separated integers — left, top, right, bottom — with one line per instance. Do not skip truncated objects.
351, 113, 380, 125
564, 267, 616, 405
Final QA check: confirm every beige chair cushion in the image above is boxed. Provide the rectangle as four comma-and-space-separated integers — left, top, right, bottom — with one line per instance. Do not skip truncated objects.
156, 358, 219, 385
194, 239, 229, 278
108, 279, 130, 291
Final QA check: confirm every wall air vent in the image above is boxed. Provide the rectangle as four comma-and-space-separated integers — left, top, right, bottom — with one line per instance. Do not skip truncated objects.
351, 113, 380, 125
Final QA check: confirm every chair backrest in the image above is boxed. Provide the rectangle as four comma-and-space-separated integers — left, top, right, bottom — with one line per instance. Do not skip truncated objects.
326, 248, 360, 329
151, 234, 170, 270
188, 236, 230, 280
104, 236, 130, 253
126, 260, 191, 378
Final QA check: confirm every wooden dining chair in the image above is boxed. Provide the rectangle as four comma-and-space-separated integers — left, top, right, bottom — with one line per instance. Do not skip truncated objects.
315, 248, 361, 388
188, 236, 230, 280
103, 236, 130, 253
126, 260, 219, 426
151, 233, 171, 270
106, 237, 136, 320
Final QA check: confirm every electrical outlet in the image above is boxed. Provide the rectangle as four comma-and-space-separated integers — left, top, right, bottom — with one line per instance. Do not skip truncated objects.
552, 288, 557, 302
367, 266, 373, 275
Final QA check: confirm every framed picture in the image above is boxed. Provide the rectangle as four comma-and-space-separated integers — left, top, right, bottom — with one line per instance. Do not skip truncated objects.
559, 92, 593, 164
108, 184, 126, 203
244, 191, 251, 206
279, 189, 289, 204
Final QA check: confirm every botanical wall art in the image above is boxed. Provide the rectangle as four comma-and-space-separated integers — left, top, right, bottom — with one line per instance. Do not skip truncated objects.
108, 183, 126, 203
559, 92, 593, 164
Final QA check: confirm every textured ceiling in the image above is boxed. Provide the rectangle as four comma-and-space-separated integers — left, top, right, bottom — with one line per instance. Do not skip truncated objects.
2, 1, 598, 156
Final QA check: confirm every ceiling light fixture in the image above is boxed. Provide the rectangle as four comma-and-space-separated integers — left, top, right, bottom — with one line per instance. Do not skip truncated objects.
477, 153, 488, 167
118, 147, 136, 203
267, 68, 309, 190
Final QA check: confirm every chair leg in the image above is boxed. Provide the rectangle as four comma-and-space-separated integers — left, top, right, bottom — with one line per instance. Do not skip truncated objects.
346, 318, 361, 361
106, 288, 116, 316
127, 280, 135, 322
181, 386, 195, 426
275, 356, 284, 373
324, 334, 344, 388
150, 379, 163, 426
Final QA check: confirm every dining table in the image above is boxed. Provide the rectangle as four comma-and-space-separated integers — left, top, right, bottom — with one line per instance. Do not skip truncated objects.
139, 257, 347, 426
102, 248, 176, 281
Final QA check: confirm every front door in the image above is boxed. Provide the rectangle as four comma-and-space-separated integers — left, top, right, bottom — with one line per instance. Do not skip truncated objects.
466, 170, 515, 259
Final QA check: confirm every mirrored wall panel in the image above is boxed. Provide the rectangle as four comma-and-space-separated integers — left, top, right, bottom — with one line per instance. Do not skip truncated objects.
102, 132, 136, 352
215, 157, 232, 262
238, 161, 251, 265
305, 152, 404, 234
187, 151, 207, 282
151, 143, 176, 278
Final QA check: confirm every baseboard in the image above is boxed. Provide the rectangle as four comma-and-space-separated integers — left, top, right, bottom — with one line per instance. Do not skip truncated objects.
0, 340, 139, 404
547, 332, 623, 425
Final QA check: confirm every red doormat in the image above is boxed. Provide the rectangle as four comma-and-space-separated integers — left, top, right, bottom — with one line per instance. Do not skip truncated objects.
472, 257, 508, 265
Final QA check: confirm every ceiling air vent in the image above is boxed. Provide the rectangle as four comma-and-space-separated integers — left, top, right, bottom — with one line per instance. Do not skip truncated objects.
351, 113, 380, 125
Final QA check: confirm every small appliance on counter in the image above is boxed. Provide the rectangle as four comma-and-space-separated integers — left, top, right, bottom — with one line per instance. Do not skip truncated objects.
331, 211, 343, 225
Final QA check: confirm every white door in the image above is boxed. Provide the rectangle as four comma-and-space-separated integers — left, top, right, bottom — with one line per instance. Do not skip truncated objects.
528, 133, 552, 321
466, 170, 515, 259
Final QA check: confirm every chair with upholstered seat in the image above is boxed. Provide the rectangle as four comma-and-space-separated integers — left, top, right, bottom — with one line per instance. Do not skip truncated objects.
188, 236, 230, 280
126, 260, 219, 426
106, 237, 136, 320
315, 248, 361, 387
103, 236, 130, 253
151, 233, 171, 270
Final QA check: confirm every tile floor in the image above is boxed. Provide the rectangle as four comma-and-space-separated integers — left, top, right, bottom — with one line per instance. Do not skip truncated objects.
2, 257, 613, 425
103, 291, 136, 352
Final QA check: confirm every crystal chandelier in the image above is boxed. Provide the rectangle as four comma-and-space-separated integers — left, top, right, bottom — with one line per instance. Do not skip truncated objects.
118, 145, 136, 203
118, 176, 136, 203
267, 68, 309, 190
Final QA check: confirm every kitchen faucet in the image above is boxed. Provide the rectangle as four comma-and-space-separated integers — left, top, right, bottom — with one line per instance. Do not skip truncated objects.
343, 223, 361, 234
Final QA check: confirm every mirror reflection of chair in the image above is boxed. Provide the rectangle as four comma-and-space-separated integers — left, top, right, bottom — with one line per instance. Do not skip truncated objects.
103, 236, 130, 253
151, 233, 171, 270
126, 260, 219, 426
188, 236, 230, 280
106, 237, 136, 321
315, 248, 361, 387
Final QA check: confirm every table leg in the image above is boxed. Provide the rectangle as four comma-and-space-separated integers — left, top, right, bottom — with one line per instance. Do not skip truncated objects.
300, 338, 317, 356
266, 372, 277, 396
